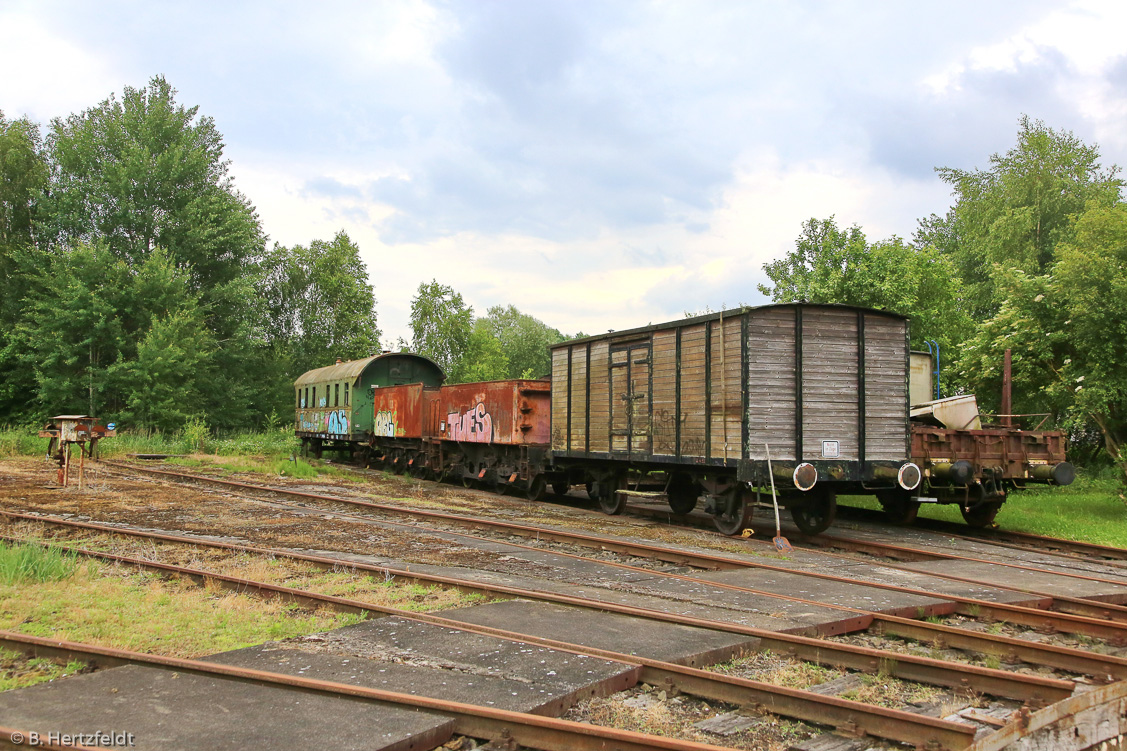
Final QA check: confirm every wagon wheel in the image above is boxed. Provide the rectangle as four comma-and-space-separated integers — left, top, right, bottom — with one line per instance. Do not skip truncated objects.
713, 489, 752, 535
527, 475, 548, 502
594, 478, 626, 515
961, 501, 1002, 528
585, 482, 596, 499
666, 473, 700, 515
877, 489, 920, 525
391, 450, 407, 475
552, 481, 570, 497
791, 488, 837, 535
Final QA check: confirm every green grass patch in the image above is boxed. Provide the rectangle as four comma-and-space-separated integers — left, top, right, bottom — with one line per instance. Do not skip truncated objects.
841, 469, 1127, 547
0, 649, 86, 692
0, 425, 302, 460
0, 559, 363, 663
0, 542, 80, 585
165, 454, 343, 481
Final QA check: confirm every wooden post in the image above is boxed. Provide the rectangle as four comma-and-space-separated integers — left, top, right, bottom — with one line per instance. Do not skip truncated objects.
78, 444, 85, 490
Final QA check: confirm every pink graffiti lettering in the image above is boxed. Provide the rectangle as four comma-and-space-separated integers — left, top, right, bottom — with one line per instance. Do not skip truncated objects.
446, 402, 493, 443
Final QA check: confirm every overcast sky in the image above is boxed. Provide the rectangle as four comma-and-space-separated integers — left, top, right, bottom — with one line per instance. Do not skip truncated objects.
3, 0, 1126, 344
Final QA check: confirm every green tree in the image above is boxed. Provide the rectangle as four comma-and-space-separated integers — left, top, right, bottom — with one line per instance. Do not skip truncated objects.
34, 76, 272, 428
481, 304, 564, 379
8, 245, 211, 428
263, 230, 382, 376
117, 307, 216, 432
0, 112, 48, 418
0, 112, 45, 253
42, 76, 265, 291
759, 217, 972, 361
410, 281, 473, 375
957, 203, 1127, 480
448, 319, 510, 383
927, 116, 1123, 320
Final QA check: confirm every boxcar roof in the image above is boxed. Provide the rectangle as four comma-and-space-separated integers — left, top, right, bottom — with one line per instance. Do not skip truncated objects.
294, 352, 444, 387
550, 302, 908, 349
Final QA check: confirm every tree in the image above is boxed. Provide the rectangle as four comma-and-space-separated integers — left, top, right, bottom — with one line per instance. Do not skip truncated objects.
31, 76, 273, 429
42, 77, 265, 292
117, 307, 215, 432
410, 281, 473, 375
759, 217, 972, 361
8, 245, 211, 427
956, 203, 1127, 481
262, 231, 382, 376
480, 305, 565, 379
927, 116, 1123, 320
448, 319, 509, 383
0, 112, 45, 253
0, 112, 48, 418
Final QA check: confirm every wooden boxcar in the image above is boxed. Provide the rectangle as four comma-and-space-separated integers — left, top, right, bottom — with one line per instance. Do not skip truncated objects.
295, 353, 444, 458
548, 303, 921, 533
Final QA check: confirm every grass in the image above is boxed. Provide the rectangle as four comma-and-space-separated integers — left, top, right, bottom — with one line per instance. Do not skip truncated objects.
841, 468, 1127, 547
0, 542, 80, 585
0, 424, 302, 460
0, 543, 370, 692
0, 649, 86, 692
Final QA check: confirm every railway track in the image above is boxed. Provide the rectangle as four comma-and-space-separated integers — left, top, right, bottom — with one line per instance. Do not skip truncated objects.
1, 507, 1076, 708
6, 459, 1127, 748
836, 504, 1127, 566
100, 460, 1127, 641
0, 522, 982, 750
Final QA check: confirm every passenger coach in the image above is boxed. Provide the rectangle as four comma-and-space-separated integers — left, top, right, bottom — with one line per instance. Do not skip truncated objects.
295, 352, 444, 458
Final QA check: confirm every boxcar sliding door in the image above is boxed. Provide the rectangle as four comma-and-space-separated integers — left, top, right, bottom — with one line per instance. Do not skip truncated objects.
609, 341, 652, 460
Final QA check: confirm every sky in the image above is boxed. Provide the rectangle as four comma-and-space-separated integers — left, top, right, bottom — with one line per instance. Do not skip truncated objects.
3, 0, 1127, 345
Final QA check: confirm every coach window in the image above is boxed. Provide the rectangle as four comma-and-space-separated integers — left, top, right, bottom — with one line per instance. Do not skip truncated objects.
313, 386, 317, 407
344, 383, 349, 406
295, 389, 300, 409
334, 383, 340, 407
304, 387, 309, 409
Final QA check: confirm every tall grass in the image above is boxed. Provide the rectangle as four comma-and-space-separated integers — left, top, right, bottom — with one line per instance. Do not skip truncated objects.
0, 542, 79, 585
0, 425, 301, 460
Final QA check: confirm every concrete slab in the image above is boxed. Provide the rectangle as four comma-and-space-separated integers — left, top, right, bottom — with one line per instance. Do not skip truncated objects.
893, 559, 1127, 600
0, 614, 640, 751
693, 566, 957, 616
438, 599, 761, 668
222, 615, 640, 715
0, 661, 454, 751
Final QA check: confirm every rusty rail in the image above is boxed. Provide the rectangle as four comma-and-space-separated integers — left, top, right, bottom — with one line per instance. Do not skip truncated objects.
97, 462, 1127, 641
0, 510, 1073, 706
0, 531, 977, 749
0, 630, 755, 751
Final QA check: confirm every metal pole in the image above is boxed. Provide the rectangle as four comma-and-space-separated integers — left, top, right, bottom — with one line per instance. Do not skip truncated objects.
1001, 348, 1013, 427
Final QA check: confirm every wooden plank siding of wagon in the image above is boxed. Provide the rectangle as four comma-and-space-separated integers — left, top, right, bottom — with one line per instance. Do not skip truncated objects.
650, 330, 678, 457
678, 324, 708, 460
801, 307, 860, 462
863, 314, 911, 461
708, 316, 743, 463
746, 307, 797, 461
588, 342, 610, 453
551, 349, 569, 452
